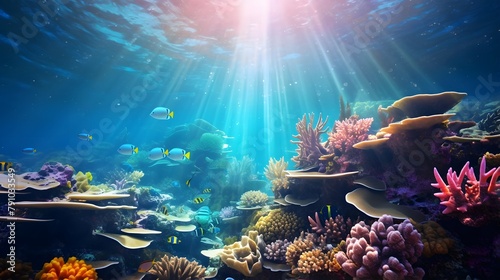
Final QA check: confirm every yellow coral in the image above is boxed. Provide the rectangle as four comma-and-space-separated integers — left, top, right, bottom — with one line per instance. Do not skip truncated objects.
35, 257, 97, 280
255, 209, 303, 242
296, 249, 327, 274
85, 172, 93, 182
128, 170, 144, 183
75, 171, 90, 192
412, 220, 454, 258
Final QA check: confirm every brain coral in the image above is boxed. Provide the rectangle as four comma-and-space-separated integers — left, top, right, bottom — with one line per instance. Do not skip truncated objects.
35, 256, 97, 280
255, 209, 304, 242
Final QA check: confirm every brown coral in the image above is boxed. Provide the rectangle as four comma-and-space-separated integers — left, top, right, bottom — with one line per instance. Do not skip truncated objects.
264, 157, 289, 197
286, 231, 316, 267
291, 113, 329, 169
220, 231, 262, 277
149, 255, 206, 280
412, 220, 454, 258
255, 209, 304, 242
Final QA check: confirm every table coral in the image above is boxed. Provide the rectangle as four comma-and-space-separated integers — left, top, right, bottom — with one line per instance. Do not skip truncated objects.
255, 209, 303, 242
432, 155, 500, 226
35, 256, 97, 280
334, 215, 425, 280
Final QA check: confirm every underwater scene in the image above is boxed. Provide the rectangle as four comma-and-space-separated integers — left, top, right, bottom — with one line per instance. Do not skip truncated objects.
1, 0, 500, 279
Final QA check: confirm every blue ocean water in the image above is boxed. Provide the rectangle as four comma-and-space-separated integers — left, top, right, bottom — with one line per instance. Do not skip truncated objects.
0, 0, 499, 279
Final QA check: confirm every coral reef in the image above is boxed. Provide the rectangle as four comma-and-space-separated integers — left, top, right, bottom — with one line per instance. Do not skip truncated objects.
218, 206, 240, 219
128, 170, 144, 183
35, 256, 97, 280
264, 239, 291, 263
291, 113, 329, 169
308, 213, 353, 244
74, 171, 93, 192
432, 155, 500, 226
334, 215, 425, 280
149, 255, 206, 280
411, 220, 454, 258
264, 157, 289, 198
478, 107, 500, 134
0, 258, 32, 280
22, 162, 73, 187
220, 231, 262, 277
189, 132, 225, 153
255, 209, 304, 242
239, 190, 269, 208
327, 115, 373, 154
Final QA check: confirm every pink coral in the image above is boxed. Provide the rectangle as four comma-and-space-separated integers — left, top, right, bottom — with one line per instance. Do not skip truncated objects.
327, 116, 373, 154
432, 155, 500, 226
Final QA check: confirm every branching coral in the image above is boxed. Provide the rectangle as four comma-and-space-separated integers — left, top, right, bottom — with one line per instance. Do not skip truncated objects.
432, 155, 500, 226
327, 115, 373, 154
334, 215, 425, 280
291, 113, 329, 169
239, 190, 269, 208
264, 239, 291, 263
149, 254, 206, 280
308, 212, 353, 244
264, 157, 289, 197
255, 209, 304, 242
35, 256, 97, 280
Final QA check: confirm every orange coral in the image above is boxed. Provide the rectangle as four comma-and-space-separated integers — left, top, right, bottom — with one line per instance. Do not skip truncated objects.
35, 257, 97, 280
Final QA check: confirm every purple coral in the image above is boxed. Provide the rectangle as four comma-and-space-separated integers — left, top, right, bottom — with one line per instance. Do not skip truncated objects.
219, 206, 240, 219
264, 239, 291, 263
335, 215, 425, 280
22, 162, 73, 186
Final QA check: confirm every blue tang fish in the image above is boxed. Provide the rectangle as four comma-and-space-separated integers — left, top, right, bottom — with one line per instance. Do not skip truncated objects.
118, 144, 139, 155
150, 107, 174, 120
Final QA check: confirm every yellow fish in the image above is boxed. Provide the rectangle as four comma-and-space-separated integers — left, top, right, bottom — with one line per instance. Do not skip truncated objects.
193, 197, 204, 204
202, 188, 211, 194
0, 162, 13, 172
167, 236, 181, 244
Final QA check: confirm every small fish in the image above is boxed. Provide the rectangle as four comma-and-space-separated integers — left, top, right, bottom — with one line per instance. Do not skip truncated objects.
208, 224, 220, 234
193, 197, 204, 204
0, 162, 13, 172
166, 148, 190, 161
195, 227, 205, 237
118, 144, 138, 155
22, 148, 36, 154
319, 204, 336, 220
138, 259, 155, 273
78, 133, 92, 141
148, 147, 168, 161
160, 205, 168, 216
185, 177, 193, 187
167, 235, 181, 244
150, 107, 174, 120
202, 188, 211, 194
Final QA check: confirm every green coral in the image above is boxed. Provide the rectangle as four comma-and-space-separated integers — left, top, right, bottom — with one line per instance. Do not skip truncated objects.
192, 132, 224, 152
